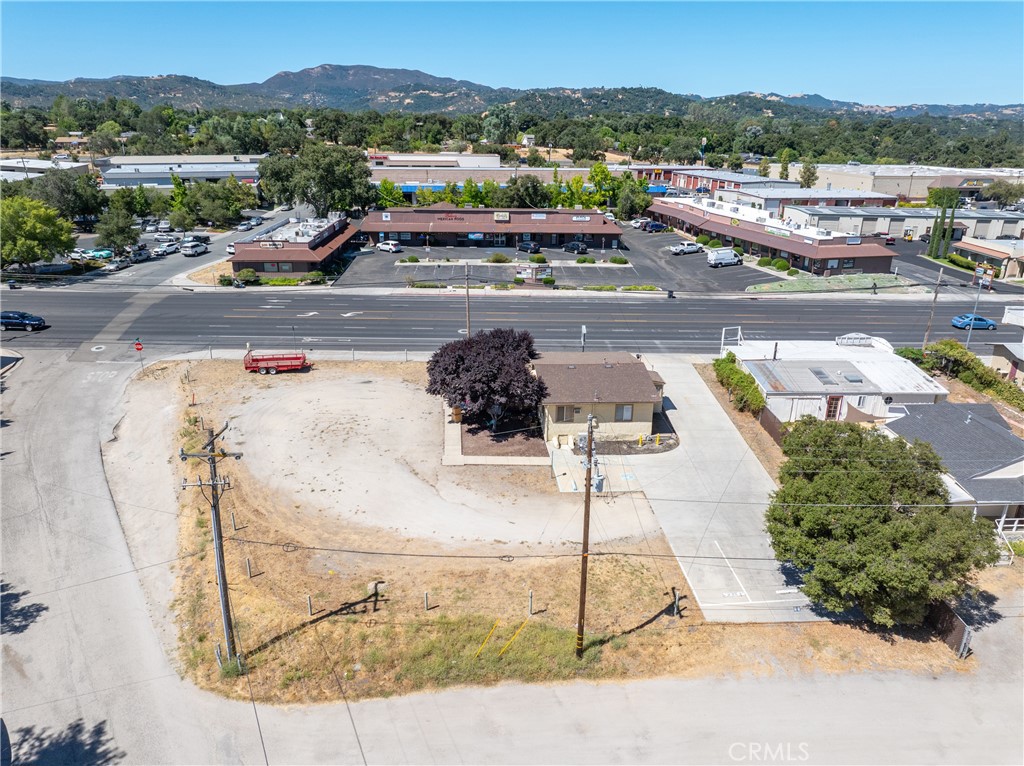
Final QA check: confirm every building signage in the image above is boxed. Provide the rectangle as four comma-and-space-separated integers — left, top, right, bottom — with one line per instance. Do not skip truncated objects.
259, 241, 284, 249
382, 212, 391, 221
531, 213, 547, 220
959, 179, 990, 188
468, 233, 483, 240
730, 218, 740, 226
368, 154, 389, 160
846, 237, 861, 245
571, 215, 591, 222
493, 212, 510, 222
764, 226, 791, 238
437, 214, 464, 221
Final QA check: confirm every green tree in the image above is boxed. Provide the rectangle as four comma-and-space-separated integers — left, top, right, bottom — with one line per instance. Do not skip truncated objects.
929, 204, 949, 259
26, 169, 104, 220
95, 206, 139, 253
615, 176, 652, 220
257, 154, 299, 206
525, 147, 545, 167
798, 162, 818, 189
765, 418, 998, 627
779, 148, 796, 180
90, 120, 122, 156
497, 175, 551, 209
461, 177, 484, 208
168, 208, 196, 231
377, 178, 406, 208
757, 157, 771, 177
587, 162, 618, 209
926, 187, 960, 208
0, 196, 76, 266
479, 178, 502, 207
726, 153, 744, 172
940, 202, 957, 259
170, 174, 191, 213
293, 142, 373, 217
483, 104, 517, 145
976, 180, 1024, 207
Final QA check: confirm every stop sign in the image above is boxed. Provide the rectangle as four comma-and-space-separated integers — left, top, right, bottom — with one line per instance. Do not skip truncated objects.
134, 341, 143, 351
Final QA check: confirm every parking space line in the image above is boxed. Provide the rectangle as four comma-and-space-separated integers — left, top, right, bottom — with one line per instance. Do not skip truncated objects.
714, 540, 751, 602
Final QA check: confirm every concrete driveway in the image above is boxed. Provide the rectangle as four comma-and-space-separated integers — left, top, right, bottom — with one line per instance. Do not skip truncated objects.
625, 355, 824, 622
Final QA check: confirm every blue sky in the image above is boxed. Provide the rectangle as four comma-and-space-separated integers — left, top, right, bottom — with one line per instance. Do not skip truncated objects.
2, 1, 1022, 104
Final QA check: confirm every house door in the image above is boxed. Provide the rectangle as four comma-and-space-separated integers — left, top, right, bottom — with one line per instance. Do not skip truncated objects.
493, 234, 506, 247
825, 396, 843, 421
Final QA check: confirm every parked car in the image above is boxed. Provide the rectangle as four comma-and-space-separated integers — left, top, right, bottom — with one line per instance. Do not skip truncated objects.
563, 241, 588, 254
647, 222, 668, 233
182, 234, 212, 245
517, 241, 541, 254
154, 233, 179, 243
604, 212, 617, 222
707, 248, 743, 268
144, 224, 158, 233
1, 310, 46, 331
181, 242, 209, 257
630, 218, 651, 229
87, 248, 114, 260
951, 313, 997, 330
919, 234, 931, 244
154, 242, 179, 256
236, 221, 252, 232
157, 220, 172, 232
226, 243, 236, 255
669, 242, 703, 255
102, 258, 131, 272
129, 250, 151, 263
376, 240, 402, 253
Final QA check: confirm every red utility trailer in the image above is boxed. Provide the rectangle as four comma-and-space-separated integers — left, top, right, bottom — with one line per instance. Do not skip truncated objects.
243, 350, 310, 375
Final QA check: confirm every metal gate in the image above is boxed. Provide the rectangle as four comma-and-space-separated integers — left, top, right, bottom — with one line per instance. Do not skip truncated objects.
926, 601, 972, 659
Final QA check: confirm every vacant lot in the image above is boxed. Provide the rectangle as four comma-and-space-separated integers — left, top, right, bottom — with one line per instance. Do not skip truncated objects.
107, 360, 970, 704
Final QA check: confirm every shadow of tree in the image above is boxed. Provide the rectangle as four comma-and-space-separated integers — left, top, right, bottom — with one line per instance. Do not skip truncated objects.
8, 718, 124, 765
0, 582, 48, 635
954, 587, 1003, 630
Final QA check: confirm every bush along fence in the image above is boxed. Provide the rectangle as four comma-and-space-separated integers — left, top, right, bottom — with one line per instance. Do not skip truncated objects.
712, 352, 766, 416
897, 340, 1024, 411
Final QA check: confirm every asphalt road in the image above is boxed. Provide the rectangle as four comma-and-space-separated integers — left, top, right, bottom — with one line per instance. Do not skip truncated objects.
2, 289, 1019, 357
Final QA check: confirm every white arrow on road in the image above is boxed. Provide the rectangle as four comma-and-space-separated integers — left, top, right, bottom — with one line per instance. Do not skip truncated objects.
297, 312, 319, 317
341, 311, 364, 317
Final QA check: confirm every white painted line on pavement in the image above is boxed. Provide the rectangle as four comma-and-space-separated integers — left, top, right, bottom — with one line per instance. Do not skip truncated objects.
714, 540, 751, 602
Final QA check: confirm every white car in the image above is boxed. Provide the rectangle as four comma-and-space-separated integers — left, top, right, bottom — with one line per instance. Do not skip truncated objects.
102, 259, 131, 272
154, 242, 179, 256
630, 218, 651, 229
144, 224, 158, 233
157, 220, 172, 232
236, 221, 252, 232
226, 243, 236, 255
154, 233, 179, 243
376, 240, 402, 253
669, 242, 704, 255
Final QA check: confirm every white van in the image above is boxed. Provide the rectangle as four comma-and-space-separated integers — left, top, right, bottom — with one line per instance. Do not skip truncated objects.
181, 242, 209, 257
707, 247, 743, 268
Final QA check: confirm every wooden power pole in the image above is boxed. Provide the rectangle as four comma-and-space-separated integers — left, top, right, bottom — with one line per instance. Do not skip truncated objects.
575, 415, 595, 659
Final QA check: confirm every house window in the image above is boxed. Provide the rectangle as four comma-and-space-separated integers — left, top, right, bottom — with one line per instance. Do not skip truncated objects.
263, 262, 279, 272
842, 259, 855, 268
825, 396, 842, 421
827, 259, 840, 269
555, 406, 574, 423
614, 404, 633, 422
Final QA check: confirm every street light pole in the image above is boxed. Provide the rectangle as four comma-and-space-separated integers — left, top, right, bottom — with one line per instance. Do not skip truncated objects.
964, 278, 984, 351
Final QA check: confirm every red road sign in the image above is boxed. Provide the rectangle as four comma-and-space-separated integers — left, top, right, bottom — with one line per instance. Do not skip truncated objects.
134, 342, 143, 351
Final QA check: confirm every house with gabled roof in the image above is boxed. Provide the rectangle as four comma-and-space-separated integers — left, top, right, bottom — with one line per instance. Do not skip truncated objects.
883, 402, 1024, 533
530, 353, 664, 446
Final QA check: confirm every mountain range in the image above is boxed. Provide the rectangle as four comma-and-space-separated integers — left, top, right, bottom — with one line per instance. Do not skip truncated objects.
2, 64, 1021, 121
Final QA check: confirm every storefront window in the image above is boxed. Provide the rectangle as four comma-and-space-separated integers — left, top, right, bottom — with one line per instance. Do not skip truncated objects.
263, 262, 278, 272
279, 262, 293, 272
842, 259, 855, 268
827, 259, 839, 269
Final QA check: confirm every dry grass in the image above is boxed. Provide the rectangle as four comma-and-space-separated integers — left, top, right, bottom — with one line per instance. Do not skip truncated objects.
157, 360, 967, 704
186, 260, 233, 286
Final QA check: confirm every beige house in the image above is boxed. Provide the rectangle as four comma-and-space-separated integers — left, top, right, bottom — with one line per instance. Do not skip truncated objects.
531, 353, 664, 446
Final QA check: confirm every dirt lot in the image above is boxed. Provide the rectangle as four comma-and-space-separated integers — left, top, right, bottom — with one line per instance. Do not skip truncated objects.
107, 360, 976, 705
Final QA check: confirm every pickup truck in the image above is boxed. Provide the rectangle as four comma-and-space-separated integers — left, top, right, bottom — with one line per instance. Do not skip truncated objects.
243, 351, 311, 375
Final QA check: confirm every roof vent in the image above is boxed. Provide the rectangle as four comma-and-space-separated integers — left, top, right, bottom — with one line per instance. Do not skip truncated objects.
567, 364, 576, 369
843, 373, 864, 383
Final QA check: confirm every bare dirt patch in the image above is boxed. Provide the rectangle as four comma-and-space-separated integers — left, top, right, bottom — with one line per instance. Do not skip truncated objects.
461, 417, 548, 457
109, 359, 969, 705
186, 260, 232, 286
695, 363, 786, 480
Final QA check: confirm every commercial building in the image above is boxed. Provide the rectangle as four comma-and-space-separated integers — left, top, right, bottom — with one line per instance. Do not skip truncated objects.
368, 152, 501, 170
711, 186, 897, 217
783, 205, 1024, 241
0, 157, 91, 181
950, 237, 1024, 279
96, 154, 266, 190
226, 214, 358, 276
670, 168, 798, 193
361, 203, 622, 250
772, 164, 1024, 203
647, 197, 896, 275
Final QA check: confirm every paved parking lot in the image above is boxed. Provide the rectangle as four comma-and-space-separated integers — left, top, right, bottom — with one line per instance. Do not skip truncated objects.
339, 226, 783, 293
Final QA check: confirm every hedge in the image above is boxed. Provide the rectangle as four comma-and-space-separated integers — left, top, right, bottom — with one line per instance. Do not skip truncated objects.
576, 256, 596, 264
582, 285, 617, 291
529, 254, 547, 264
609, 256, 629, 264
711, 352, 766, 416
898, 341, 1024, 411
772, 258, 790, 271
708, 239, 723, 248
696, 235, 711, 245
786, 268, 799, 276
733, 246, 743, 255
305, 271, 326, 284
487, 253, 511, 264
405, 255, 420, 263
542, 277, 556, 285
757, 257, 772, 267
622, 285, 658, 291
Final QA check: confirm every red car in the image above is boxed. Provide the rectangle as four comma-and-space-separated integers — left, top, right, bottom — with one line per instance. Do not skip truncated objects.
884, 236, 896, 245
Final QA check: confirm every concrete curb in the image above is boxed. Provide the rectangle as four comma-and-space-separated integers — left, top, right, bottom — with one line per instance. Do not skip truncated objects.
0, 348, 24, 376
441, 403, 551, 467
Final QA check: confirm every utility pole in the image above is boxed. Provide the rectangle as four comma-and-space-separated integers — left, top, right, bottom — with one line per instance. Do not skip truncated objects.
464, 262, 472, 337
180, 423, 242, 664
964, 278, 984, 351
575, 415, 595, 659
921, 267, 944, 350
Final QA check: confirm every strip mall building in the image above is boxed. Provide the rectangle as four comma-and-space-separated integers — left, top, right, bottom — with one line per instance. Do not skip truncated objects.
647, 197, 896, 275
361, 203, 622, 249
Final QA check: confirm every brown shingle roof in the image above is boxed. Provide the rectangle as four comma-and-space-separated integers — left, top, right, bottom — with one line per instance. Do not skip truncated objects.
532, 353, 661, 405
363, 205, 620, 235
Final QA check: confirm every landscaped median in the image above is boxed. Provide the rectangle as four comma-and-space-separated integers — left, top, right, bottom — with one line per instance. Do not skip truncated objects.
745, 272, 924, 294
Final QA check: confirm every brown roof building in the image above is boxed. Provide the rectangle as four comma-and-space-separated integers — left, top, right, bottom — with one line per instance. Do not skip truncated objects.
226, 215, 359, 276
361, 203, 622, 250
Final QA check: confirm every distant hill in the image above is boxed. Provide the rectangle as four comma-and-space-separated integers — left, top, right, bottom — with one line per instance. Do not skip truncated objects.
3, 66, 1021, 121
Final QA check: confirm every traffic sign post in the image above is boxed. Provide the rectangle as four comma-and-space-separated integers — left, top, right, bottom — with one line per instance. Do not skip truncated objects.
134, 338, 144, 372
